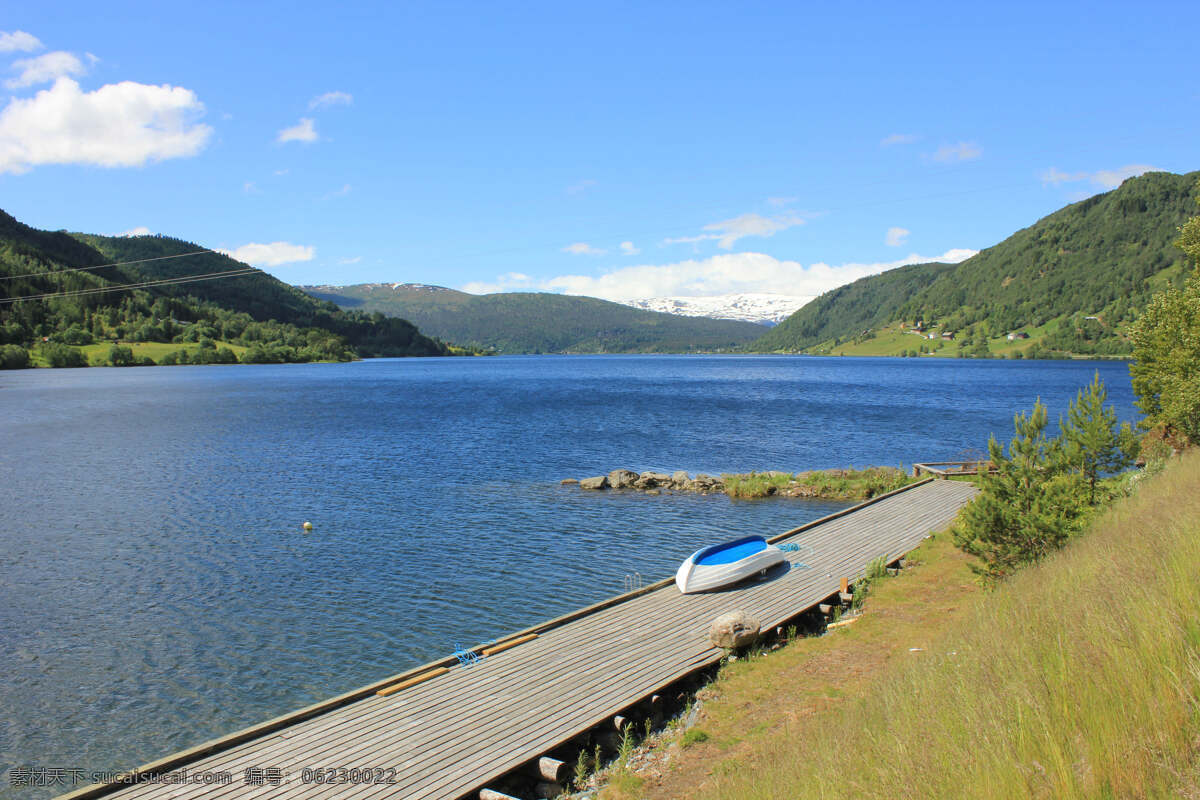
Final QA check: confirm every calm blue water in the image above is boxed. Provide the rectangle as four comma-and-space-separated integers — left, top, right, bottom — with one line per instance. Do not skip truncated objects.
0, 355, 1139, 791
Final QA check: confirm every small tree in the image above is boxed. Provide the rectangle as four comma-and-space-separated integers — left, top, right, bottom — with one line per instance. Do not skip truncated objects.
1129, 179, 1200, 445
1058, 372, 1139, 503
953, 400, 1086, 583
108, 344, 136, 367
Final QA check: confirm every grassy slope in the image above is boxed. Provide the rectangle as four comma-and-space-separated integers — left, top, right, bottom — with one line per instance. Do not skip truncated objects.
298, 284, 768, 354
607, 453, 1200, 799
753, 170, 1200, 357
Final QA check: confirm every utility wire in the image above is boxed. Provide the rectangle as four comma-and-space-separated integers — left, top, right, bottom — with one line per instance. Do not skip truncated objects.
0, 249, 217, 282
0, 267, 260, 305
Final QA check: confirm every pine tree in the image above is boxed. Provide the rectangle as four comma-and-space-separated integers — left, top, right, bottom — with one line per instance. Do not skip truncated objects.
953, 400, 1087, 583
1058, 372, 1140, 504
1129, 178, 1200, 445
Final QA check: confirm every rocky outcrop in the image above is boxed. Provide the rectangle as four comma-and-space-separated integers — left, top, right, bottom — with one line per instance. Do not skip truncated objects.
708, 611, 761, 649
608, 469, 639, 489
565, 469, 727, 494
564, 465, 910, 500
633, 471, 669, 489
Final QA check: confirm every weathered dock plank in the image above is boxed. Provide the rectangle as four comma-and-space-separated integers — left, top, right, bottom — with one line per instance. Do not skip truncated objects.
59, 479, 976, 800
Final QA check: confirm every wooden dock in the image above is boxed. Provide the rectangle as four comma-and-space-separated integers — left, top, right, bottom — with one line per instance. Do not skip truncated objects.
60, 478, 977, 800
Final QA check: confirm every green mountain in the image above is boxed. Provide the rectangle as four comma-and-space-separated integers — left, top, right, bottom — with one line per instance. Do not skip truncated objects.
300, 283, 768, 353
0, 209, 447, 367
752, 170, 1200, 358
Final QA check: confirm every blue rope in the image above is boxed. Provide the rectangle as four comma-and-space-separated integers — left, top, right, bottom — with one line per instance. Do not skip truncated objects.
452, 642, 488, 667
778, 541, 813, 569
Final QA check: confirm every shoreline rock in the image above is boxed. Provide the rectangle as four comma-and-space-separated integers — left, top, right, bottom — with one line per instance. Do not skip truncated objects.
564, 465, 914, 500
572, 469, 727, 494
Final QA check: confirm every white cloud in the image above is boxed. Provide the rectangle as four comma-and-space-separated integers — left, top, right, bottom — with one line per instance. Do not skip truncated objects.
885, 226, 910, 247
663, 233, 719, 245
929, 141, 982, 162
0, 77, 212, 174
276, 117, 317, 144
461, 248, 977, 302
881, 133, 919, 146
702, 212, 808, 249
7, 51, 88, 89
1092, 165, 1159, 188
329, 183, 351, 197
562, 242, 606, 255
766, 196, 797, 207
338, 256, 362, 265
619, 241, 640, 256
218, 241, 315, 267
308, 91, 353, 110
117, 226, 151, 237
1039, 164, 1159, 189
243, 180, 258, 194
0, 31, 42, 53
664, 212, 811, 250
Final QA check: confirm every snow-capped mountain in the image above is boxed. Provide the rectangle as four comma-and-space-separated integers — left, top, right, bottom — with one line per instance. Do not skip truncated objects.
622, 294, 814, 326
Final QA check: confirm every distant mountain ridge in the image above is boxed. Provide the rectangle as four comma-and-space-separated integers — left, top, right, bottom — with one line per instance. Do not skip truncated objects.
751, 170, 1200, 357
299, 283, 767, 353
622, 293, 814, 326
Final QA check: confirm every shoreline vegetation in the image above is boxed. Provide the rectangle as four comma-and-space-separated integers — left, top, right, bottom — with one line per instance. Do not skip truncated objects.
585, 449, 1199, 800
563, 466, 915, 501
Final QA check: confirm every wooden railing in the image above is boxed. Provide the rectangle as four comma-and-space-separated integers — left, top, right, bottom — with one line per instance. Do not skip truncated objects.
911, 460, 995, 478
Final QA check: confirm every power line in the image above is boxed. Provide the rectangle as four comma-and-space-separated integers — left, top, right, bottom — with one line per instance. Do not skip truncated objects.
0, 266, 260, 305
0, 249, 217, 282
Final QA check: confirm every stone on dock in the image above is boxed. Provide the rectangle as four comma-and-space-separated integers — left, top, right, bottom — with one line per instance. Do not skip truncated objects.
709, 611, 761, 649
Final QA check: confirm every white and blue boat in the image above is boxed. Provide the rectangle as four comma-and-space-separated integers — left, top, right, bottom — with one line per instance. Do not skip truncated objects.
675, 535, 786, 594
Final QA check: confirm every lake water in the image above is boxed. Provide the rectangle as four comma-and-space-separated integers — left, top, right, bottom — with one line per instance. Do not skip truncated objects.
0, 355, 1140, 792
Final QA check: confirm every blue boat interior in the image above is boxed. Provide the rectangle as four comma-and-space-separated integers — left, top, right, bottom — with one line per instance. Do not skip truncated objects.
693, 535, 768, 565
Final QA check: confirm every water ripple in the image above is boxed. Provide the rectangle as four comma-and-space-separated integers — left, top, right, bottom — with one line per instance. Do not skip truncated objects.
0, 356, 1139, 796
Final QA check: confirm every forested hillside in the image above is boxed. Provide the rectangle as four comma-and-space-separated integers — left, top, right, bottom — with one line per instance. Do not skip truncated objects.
753, 170, 1199, 357
301, 283, 767, 353
0, 210, 447, 368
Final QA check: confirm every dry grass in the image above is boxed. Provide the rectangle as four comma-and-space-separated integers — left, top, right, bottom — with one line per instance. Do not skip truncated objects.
642, 451, 1200, 799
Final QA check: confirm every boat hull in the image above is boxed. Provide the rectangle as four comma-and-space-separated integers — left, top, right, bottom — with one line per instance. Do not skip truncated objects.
675, 535, 786, 594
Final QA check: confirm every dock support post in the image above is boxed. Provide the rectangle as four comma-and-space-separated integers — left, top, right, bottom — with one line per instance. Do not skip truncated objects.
528, 756, 568, 783
480, 789, 522, 800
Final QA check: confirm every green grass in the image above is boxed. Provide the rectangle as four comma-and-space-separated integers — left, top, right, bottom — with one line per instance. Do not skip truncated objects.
660, 452, 1200, 799
721, 466, 913, 500
799, 316, 1134, 360
78, 340, 248, 365
792, 466, 913, 499
721, 472, 795, 498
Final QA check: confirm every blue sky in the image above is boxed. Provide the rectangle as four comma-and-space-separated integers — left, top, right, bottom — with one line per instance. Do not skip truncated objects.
1, 1, 1197, 302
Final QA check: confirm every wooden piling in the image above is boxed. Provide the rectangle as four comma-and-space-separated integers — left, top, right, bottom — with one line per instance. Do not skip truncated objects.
529, 756, 568, 783
480, 789, 521, 800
